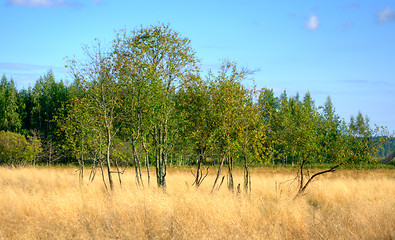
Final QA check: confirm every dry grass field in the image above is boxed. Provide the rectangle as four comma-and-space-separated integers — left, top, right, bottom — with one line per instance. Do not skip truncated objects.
0, 166, 394, 239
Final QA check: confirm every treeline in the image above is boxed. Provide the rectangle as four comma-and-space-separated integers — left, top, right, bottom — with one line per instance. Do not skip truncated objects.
0, 24, 391, 192
0, 70, 69, 166
377, 137, 395, 158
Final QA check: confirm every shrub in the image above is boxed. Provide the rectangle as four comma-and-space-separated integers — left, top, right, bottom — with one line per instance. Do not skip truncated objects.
0, 131, 41, 166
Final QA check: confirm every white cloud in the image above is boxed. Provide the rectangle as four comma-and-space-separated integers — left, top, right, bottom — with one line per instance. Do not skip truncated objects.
305, 14, 320, 30
6, 0, 82, 8
378, 6, 395, 24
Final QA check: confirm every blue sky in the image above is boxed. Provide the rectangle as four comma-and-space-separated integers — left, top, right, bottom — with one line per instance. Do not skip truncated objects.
1, 0, 394, 132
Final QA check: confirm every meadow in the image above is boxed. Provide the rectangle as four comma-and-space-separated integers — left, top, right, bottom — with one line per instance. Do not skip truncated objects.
0, 166, 394, 239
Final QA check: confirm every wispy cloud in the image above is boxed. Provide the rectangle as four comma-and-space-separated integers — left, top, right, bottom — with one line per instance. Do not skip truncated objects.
305, 14, 320, 30
338, 79, 390, 86
288, 12, 300, 19
5, 73, 42, 89
378, 6, 395, 24
0, 62, 68, 89
342, 22, 354, 32
6, 0, 83, 8
341, 3, 360, 9
0, 62, 67, 76
0, 62, 42, 71
0, 62, 62, 71
200, 45, 238, 50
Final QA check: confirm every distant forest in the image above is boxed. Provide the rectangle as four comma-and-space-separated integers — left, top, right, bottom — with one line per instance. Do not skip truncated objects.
0, 24, 393, 188
377, 137, 395, 158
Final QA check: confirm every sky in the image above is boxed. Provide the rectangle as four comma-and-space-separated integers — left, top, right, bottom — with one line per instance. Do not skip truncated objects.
1, 0, 394, 132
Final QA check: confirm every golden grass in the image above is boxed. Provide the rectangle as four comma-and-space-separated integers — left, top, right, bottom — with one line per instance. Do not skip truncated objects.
0, 166, 394, 239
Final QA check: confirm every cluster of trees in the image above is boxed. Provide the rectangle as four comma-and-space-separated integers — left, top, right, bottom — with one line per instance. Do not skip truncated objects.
378, 137, 395, 158
0, 70, 69, 166
1, 24, 392, 194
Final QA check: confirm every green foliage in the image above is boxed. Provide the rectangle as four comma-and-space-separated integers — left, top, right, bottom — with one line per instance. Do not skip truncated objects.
1, 23, 391, 175
0, 75, 22, 132
0, 130, 42, 166
60, 95, 100, 166
114, 23, 199, 187
377, 136, 395, 158
319, 96, 345, 163
31, 70, 70, 139
208, 61, 252, 156
175, 74, 213, 160
347, 112, 374, 163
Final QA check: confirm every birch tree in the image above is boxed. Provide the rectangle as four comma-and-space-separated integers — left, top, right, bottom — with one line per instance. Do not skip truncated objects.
209, 61, 253, 192
113, 23, 199, 189
67, 41, 126, 191
175, 74, 213, 187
